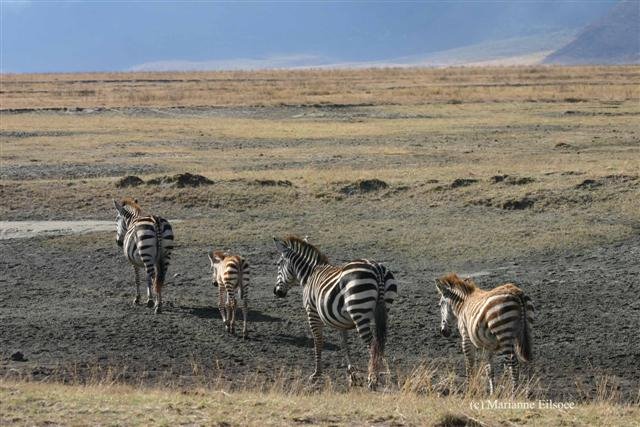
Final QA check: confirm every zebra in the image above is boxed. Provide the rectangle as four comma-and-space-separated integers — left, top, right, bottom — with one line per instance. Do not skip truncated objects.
435, 273, 534, 394
113, 198, 174, 314
207, 250, 250, 338
273, 235, 397, 389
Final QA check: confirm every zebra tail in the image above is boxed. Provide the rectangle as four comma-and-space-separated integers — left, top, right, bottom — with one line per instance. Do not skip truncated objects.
515, 294, 533, 363
152, 218, 165, 294
369, 270, 388, 374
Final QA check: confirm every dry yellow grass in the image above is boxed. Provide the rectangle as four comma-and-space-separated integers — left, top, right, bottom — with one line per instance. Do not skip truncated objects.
2, 67, 638, 263
1, 360, 637, 425
1, 65, 638, 110
1, 378, 638, 426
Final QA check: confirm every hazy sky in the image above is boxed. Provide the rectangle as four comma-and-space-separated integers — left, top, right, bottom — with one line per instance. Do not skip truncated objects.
1, 1, 617, 73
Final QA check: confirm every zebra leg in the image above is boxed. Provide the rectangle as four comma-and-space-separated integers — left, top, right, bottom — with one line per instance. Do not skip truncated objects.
228, 290, 237, 335
154, 272, 162, 314
498, 344, 518, 395
460, 330, 475, 388
350, 313, 379, 389
485, 358, 495, 395
340, 330, 361, 387
504, 352, 519, 395
153, 258, 168, 315
218, 285, 228, 331
132, 266, 142, 305
241, 286, 248, 339
306, 309, 324, 381
144, 268, 155, 308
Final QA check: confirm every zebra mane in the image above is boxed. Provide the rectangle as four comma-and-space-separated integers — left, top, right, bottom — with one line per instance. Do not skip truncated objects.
438, 273, 477, 296
284, 235, 330, 264
120, 197, 142, 217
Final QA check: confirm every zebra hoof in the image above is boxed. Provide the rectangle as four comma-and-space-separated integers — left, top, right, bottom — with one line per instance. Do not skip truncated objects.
146, 299, 154, 308
308, 372, 321, 382
133, 296, 141, 306
154, 306, 162, 314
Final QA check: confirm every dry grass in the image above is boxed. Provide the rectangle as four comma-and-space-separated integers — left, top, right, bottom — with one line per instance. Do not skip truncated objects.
1, 363, 638, 426
1, 66, 638, 110
2, 83, 638, 264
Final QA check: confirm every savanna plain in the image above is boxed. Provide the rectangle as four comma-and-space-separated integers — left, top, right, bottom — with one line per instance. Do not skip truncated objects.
1, 66, 639, 425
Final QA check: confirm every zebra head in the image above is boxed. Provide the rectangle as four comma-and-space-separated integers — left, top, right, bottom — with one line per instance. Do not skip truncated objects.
273, 237, 296, 298
113, 200, 128, 247
113, 198, 140, 248
207, 250, 228, 288
435, 278, 456, 338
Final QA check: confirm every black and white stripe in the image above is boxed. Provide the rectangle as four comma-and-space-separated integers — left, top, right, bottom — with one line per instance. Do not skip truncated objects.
114, 198, 174, 314
273, 235, 397, 388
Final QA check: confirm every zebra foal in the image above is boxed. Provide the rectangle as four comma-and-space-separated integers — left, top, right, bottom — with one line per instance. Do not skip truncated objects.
208, 250, 250, 338
273, 235, 397, 389
435, 273, 534, 394
113, 198, 174, 314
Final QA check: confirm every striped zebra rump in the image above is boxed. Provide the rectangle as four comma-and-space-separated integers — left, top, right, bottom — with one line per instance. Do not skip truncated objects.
308, 260, 396, 337
124, 216, 173, 268
515, 293, 534, 362
114, 198, 173, 313
478, 286, 534, 361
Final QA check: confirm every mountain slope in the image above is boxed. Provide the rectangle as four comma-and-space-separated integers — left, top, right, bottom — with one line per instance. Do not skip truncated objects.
544, 1, 640, 64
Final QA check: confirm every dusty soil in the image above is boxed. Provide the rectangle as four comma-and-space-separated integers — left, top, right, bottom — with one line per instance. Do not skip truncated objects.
0, 221, 113, 240
0, 223, 638, 400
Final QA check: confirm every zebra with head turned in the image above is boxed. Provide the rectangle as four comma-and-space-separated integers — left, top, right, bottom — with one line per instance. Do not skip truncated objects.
113, 198, 174, 314
435, 273, 534, 394
273, 235, 397, 389
207, 250, 250, 338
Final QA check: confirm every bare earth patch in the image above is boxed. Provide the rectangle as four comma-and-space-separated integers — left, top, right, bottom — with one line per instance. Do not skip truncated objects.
0, 221, 114, 240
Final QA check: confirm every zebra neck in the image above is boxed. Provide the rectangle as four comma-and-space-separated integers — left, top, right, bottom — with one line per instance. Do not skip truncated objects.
122, 205, 141, 220
452, 299, 466, 316
446, 290, 469, 316
290, 253, 320, 286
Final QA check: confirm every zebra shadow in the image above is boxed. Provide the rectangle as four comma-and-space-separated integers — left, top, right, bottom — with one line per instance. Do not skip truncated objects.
185, 306, 283, 323
272, 333, 339, 351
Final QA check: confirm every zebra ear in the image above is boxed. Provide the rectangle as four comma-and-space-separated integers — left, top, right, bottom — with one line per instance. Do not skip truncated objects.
273, 237, 288, 254
434, 279, 445, 294
113, 199, 124, 213
303, 235, 309, 243
212, 250, 227, 262
207, 251, 214, 265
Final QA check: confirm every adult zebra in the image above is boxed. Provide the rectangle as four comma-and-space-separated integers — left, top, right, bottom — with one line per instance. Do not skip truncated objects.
273, 235, 397, 389
113, 198, 174, 314
435, 273, 534, 394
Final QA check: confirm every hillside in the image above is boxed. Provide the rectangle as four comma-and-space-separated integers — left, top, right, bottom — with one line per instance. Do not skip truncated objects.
389, 30, 577, 67
544, 1, 640, 65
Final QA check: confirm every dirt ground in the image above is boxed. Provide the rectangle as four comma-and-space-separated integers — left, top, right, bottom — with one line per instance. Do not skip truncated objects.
1, 68, 639, 402
1, 221, 639, 401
